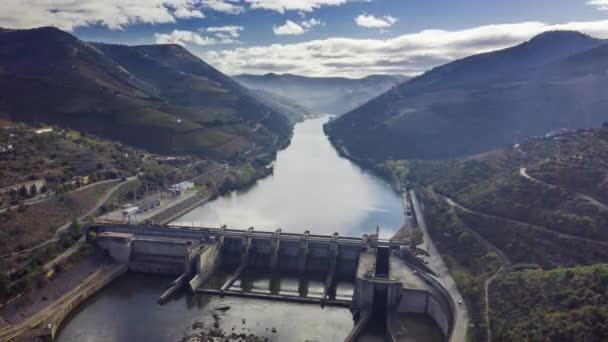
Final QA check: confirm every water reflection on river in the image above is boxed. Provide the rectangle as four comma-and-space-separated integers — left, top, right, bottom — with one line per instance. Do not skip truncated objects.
58, 274, 353, 342
175, 116, 404, 238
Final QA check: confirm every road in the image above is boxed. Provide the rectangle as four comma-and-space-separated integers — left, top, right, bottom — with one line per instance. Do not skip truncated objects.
409, 190, 469, 342
0, 176, 139, 260
520, 167, 608, 211
0, 178, 123, 215
483, 267, 503, 342
440, 196, 512, 342
444, 192, 608, 247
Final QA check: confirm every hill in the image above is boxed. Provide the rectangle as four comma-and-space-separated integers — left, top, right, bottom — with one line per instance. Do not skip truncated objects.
382, 125, 608, 340
0, 27, 291, 160
490, 264, 608, 342
234, 73, 407, 115
326, 31, 608, 161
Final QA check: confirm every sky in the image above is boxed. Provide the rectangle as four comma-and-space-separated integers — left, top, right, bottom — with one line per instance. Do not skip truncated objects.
1, 0, 608, 77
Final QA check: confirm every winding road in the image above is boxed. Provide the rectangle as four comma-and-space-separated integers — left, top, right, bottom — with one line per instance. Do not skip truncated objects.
0, 176, 139, 260
520, 167, 608, 212
443, 195, 608, 247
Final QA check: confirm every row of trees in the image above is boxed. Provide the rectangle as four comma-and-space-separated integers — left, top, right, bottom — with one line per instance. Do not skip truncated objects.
7, 183, 48, 205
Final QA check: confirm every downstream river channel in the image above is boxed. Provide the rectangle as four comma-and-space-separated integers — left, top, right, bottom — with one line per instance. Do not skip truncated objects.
57, 117, 427, 342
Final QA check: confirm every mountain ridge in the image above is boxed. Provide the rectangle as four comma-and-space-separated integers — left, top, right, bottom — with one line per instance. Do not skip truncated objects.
326, 30, 608, 161
0, 26, 292, 160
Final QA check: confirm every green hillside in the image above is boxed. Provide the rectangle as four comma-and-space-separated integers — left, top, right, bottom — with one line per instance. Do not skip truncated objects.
382, 125, 608, 340
326, 31, 608, 161
0, 27, 292, 160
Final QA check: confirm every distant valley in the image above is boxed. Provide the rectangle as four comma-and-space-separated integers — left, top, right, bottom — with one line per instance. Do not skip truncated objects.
235, 73, 408, 116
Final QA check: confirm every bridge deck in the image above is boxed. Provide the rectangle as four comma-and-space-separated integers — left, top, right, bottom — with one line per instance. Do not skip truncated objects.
93, 223, 408, 247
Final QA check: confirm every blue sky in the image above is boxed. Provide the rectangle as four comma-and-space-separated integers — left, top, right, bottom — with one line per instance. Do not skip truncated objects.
1, 0, 607, 76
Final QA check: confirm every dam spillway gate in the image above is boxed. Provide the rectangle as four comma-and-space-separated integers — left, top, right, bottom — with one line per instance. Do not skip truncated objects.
90, 223, 455, 341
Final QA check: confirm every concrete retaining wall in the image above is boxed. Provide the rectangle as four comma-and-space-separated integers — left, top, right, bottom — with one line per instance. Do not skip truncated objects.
189, 242, 221, 291
98, 237, 132, 264
132, 239, 187, 257
427, 294, 450, 337
397, 288, 428, 314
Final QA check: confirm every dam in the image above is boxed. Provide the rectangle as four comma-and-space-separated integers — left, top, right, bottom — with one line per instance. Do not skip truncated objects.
58, 118, 451, 342
90, 223, 455, 341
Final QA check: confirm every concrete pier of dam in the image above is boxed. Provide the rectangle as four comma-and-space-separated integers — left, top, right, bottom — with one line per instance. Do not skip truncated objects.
90, 223, 455, 341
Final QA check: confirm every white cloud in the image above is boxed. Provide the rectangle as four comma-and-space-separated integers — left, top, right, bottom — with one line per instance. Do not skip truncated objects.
155, 26, 243, 46
204, 25, 244, 42
0, 0, 210, 31
155, 29, 216, 46
206, 25, 243, 36
203, 19, 608, 78
355, 13, 398, 29
273, 20, 305, 35
301, 18, 323, 30
202, 0, 244, 14
174, 7, 205, 18
0, 0, 342, 30
273, 18, 322, 35
245, 0, 352, 13
587, 0, 608, 10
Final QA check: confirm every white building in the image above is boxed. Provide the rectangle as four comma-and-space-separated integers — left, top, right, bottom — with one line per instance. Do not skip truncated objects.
34, 128, 54, 135
0, 144, 13, 153
169, 181, 195, 195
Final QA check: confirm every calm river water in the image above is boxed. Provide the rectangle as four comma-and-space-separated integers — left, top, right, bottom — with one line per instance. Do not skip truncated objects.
175, 116, 404, 238
57, 117, 441, 342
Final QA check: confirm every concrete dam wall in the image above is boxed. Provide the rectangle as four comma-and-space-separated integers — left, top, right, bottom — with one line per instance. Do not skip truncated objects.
90, 223, 455, 341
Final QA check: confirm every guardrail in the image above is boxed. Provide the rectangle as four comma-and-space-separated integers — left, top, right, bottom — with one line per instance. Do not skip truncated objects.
91, 223, 409, 247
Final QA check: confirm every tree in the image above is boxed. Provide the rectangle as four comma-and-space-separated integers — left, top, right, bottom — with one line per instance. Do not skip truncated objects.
69, 218, 82, 238
30, 184, 37, 196
0, 272, 10, 298
40, 184, 48, 193
55, 184, 64, 194
410, 228, 424, 249
18, 185, 28, 198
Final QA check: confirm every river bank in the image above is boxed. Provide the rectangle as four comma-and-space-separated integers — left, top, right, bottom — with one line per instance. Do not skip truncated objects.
0, 255, 125, 341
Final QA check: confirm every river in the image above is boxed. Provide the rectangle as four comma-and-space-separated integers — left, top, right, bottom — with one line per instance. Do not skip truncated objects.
174, 116, 404, 238
57, 117, 437, 342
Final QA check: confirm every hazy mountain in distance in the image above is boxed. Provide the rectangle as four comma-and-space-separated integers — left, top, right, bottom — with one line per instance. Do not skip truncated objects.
234, 73, 408, 115
247, 89, 318, 123
0, 27, 291, 159
326, 31, 608, 161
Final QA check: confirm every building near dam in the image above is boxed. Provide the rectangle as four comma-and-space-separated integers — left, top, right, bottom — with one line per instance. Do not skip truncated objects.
90, 223, 456, 341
